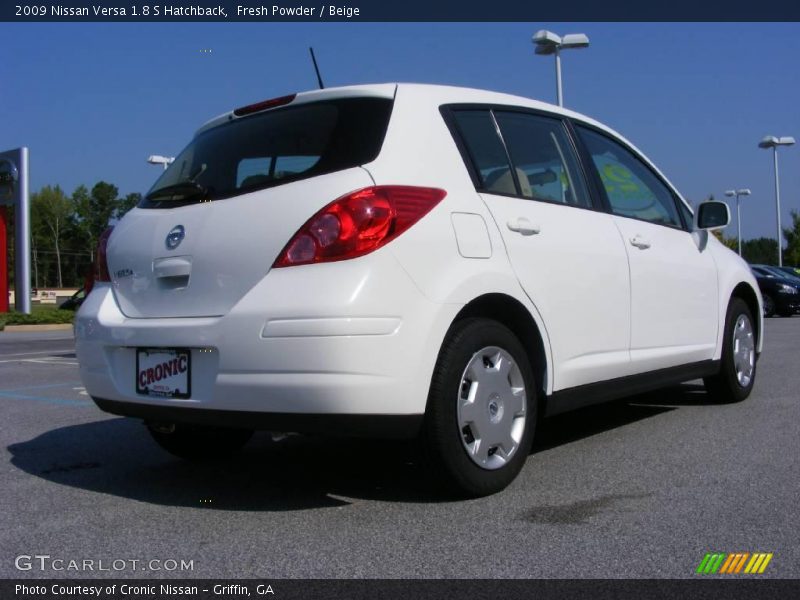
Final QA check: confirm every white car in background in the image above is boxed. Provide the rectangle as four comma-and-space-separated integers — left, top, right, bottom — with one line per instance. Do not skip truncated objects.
75, 83, 762, 496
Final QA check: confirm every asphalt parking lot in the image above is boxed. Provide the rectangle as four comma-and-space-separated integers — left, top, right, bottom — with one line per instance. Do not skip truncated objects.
1, 319, 798, 579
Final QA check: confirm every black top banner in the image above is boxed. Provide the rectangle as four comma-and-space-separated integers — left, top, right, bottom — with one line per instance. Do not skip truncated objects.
2, 0, 799, 22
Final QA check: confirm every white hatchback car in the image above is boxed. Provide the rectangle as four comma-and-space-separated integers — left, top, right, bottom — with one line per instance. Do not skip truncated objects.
76, 83, 762, 496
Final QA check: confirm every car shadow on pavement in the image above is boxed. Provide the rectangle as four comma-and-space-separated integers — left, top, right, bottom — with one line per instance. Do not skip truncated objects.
8, 417, 436, 510
625, 383, 722, 407
533, 382, 721, 451
8, 383, 707, 509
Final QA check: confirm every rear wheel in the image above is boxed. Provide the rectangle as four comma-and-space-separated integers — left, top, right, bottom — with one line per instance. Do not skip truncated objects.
704, 297, 756, 403
424, 318, 536, 497
147, 422, 253, 460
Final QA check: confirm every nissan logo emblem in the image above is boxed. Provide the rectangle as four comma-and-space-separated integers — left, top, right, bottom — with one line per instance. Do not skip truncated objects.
166, 225, 185, 250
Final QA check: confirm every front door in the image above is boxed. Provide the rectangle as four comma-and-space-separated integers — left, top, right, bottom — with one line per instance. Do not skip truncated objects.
575, 125, 718, 373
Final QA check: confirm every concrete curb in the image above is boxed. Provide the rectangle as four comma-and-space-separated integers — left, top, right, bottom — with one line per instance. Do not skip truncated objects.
1, 323, 74, 332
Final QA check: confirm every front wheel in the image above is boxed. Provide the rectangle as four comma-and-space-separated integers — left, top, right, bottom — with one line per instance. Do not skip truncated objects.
763, 294, 776, 318
147, 422, 253, 460
424, 318, 537, 497
703, 298, 757, 403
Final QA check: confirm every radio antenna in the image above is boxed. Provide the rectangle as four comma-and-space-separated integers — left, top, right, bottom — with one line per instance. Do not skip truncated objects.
309, 47, 325, 89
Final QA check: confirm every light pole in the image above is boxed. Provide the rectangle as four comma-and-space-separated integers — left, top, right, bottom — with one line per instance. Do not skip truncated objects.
758, 136, 795, 267
532, 30, 589, 107
147, 155, 175, 170
724, 188, 751, 257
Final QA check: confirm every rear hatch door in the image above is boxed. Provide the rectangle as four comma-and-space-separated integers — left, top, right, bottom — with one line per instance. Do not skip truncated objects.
107, 93, 393, 318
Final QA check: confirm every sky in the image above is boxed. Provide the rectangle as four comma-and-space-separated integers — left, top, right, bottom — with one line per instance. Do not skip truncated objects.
1, 22, 799, 242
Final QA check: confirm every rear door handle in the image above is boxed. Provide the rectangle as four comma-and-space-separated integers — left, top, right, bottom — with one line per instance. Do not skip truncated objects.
629, 235, 651, 249
507, 217, 541, 236
153, 256, 192, 278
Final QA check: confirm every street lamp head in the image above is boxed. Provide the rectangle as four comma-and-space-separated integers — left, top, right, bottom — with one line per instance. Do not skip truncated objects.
147, 155, 175, 165
725, 189, 751, 198
561, 33, 590, 49
533, 29, 561, 45
533, 30, 561, 54
533, 30, 589, 53
759, 135, 796, 149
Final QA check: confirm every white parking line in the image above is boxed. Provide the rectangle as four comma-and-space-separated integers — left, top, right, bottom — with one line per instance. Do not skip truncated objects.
22, 358, 79, 365
0, 355, 77, 365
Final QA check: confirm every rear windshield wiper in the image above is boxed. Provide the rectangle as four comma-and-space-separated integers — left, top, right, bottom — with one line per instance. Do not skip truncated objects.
146, 181, 208, 202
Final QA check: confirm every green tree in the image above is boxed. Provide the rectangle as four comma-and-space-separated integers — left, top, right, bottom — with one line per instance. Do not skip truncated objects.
115, 192, 141, 219
31, 185, 73, 288
73, 181, 119, 261
712, 230, 739, 252
782, 209, 800, 267
742, 237, 778, 265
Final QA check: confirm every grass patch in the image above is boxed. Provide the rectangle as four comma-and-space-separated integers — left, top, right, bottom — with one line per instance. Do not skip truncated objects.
0, 305, 75, 329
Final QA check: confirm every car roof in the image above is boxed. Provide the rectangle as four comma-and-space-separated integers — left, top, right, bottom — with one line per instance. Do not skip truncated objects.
194, 82, 691, 210
199, 82, 618, 140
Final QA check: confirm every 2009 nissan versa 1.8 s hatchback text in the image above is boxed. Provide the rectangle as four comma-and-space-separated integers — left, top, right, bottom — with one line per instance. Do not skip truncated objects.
75, 83, 763, 497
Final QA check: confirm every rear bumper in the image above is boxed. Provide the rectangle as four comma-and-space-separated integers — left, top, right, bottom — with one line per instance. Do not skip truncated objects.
75, 252, 459, 423
92, 397, 423, 438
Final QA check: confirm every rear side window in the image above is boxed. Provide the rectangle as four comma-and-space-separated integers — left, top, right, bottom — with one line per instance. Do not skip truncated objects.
494, 112, 590, 208
142, 97, 393, 207
450, 108, 590, 208
451, 111, 515, 195
577, 126, 682, 228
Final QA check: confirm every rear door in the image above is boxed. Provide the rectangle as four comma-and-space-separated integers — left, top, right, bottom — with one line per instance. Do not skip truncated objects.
575, 125, 719, 372
449, 108, 631, 390
107, 96, 393, 318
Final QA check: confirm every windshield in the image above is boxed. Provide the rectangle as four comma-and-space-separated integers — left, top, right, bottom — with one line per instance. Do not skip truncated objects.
141, 97, 393, 208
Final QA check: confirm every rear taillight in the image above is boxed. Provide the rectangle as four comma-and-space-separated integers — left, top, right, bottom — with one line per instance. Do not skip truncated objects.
95, 226, 114, 282
273, 186, 447, 268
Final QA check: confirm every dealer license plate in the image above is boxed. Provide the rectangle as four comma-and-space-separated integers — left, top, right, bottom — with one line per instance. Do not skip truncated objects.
136, 348, 191, 399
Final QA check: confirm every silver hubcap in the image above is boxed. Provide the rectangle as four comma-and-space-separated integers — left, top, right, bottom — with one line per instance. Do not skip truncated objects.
457, 346, 526, 470
732, 314, 755, 387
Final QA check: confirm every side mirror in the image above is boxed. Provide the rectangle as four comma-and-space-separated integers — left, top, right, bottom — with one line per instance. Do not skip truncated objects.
0, 158, 18, 203
696, 201, 730, 231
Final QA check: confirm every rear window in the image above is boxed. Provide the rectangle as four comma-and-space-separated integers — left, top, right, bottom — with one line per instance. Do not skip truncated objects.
141, 97, 393, 208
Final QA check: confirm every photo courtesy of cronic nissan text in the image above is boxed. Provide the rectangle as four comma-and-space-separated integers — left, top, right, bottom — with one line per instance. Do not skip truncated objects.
1, 2, 799, 599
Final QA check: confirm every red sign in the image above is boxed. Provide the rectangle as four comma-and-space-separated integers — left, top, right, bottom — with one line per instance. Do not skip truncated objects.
0, 206, 8, 313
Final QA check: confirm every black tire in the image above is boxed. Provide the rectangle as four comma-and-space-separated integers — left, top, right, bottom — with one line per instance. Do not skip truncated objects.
424, 318, 537, 497
703, 297, 757, 403
762, 294, 776, 318
147, 422, 253, 460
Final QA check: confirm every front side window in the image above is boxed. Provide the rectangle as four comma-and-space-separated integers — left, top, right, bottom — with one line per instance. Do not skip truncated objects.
142, 97, 393, 208
577, 126, 682, 228
678, 199, 694, 230
494, 112, 590, 208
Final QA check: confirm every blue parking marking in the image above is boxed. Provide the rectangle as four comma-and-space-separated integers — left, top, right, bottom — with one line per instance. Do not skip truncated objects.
0, 391, 92, 406
0, 381, 91, 406
0, 381, 82, 393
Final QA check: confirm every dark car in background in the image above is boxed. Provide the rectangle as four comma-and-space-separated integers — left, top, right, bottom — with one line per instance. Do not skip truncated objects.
752, 264, 800, 285
750, 266, 800, 317
58, 288, 86, 311
776, 265, 800, 279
